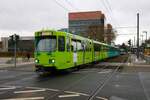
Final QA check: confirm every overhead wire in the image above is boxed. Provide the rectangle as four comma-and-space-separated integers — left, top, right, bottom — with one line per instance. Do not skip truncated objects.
97, 0, 112, 24
98, 0, 118, 28
100, 0, 113, 23
52, 0, 139, 29
104, 0, 119, 26
65, 0, 79, 11
52, 0, 70, 12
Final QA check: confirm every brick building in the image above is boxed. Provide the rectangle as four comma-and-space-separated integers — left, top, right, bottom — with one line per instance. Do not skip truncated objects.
69, 11, 105, 41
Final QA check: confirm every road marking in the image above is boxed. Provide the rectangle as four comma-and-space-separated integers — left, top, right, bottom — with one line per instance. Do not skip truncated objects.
96, 96, 108, 100
98, 70, 112, 74
26, 86, 60, 92
0, 86, 16, 90
3, 97, 44, 100
0, 70, 8, 72
46, 88, 59, 92
127, 63, 131, 66
14, 89, 46, 94
58, 94, 80, 98
64, 91, 89, 96
115, 84, 120, 87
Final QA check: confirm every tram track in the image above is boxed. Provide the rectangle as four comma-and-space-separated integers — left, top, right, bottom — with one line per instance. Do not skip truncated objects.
44, 63, 119, 100
86, 58, 126, 100
87, 65, 121, 100
0, 59, 124, 100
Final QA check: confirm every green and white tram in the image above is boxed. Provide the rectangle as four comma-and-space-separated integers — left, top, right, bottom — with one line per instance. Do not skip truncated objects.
34, 30, 120, 73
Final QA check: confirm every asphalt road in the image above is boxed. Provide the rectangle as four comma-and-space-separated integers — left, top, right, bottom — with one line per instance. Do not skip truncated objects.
0, 63, 150, 100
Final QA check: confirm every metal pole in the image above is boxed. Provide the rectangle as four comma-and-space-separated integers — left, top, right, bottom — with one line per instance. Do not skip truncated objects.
14, 34, 17, 68
143, 31, 147, 43
146, 31, 147, 42
137, 13, 140, 59
134, 36, 136, 47
141, 35, 143, 44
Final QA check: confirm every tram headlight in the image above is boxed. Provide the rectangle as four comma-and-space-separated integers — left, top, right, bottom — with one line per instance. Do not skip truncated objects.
49, 59, 55, 64
52, 59, 55, 63
35, 59, 39, 63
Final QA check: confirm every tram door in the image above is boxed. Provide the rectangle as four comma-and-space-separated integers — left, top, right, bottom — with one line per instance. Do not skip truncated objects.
81, 41, 85, 64
71, 39, 77, 66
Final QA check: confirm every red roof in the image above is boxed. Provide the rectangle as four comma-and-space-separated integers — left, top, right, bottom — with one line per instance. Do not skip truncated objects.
69, 11, 105, 21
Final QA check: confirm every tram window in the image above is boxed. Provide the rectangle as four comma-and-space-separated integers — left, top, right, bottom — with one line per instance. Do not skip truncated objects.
85, 41, 90, 51
103, 46, 106, 51
36, 36, 56, 52
102, 46, 104, 51
81, 41, 85, 51
71, 39, 77, 52
99, 45, 101, 50
77, 41, 82, 51
85, 43, 88, 51
94, 43, 100, 51
66, 37, 70, 51
58, 36, 65, 51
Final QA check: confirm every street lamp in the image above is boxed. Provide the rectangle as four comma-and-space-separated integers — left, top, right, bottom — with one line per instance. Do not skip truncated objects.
143, 31, 148, 42
140, 34, 144, 44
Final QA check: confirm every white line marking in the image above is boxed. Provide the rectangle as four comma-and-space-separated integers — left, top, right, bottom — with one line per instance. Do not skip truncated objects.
14, 89, 46, 94
58, 94, 80, 98
46, 88, 59, 92
64, 91, 89, 96
2, 97, 44, 100
1, 85, 21, 88
26, 86, 59, 92
98, 70, 111, 74
0, 86, 16, 90
96, 96, 108, 100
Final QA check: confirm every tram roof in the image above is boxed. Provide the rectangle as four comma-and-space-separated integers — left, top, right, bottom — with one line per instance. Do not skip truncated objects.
35, 29, 118, 49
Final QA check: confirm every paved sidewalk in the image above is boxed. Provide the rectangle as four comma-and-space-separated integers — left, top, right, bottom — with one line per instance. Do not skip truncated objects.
0, 57, 34, 69
127, 54, 150, 67
144, 55, 150, 64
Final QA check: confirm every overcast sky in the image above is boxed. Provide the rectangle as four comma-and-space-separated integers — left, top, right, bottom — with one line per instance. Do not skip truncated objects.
0, 0, 150, 44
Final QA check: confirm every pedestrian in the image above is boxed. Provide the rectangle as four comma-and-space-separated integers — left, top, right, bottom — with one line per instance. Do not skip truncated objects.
26, 52, 30, 61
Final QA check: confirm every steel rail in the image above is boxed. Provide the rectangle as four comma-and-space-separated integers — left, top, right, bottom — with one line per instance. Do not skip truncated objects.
87, 58, 126, 100
87, 65, 121, 100
46, 64, 112, 100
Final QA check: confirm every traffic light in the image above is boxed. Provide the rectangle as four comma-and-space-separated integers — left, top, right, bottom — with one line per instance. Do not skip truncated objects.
9, 35, 14, 42
128, 39, 131, 46
8, 34, 20, 68
9, 34, 20, 42
14, 34, 20, 42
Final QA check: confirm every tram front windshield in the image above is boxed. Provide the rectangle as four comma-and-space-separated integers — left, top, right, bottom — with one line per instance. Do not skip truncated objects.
36, 36, 56, 52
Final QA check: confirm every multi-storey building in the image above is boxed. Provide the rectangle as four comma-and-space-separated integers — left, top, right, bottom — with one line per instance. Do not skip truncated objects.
69, 11, 105, 41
